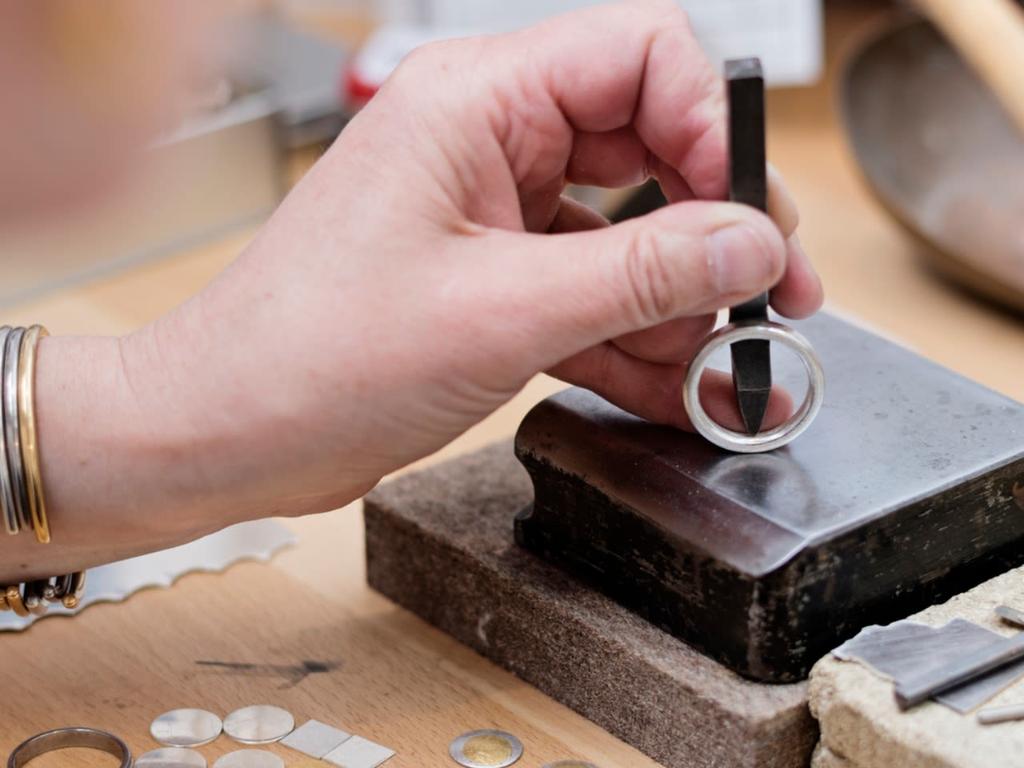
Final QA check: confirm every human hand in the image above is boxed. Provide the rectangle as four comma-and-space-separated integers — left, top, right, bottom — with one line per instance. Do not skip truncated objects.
49, 1, 823, 550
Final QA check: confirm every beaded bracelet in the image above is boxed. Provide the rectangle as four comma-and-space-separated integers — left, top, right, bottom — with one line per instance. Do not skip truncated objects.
0, 325, 86, 615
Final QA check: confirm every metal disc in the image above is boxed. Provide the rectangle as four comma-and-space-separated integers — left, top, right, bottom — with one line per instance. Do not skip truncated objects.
136, 748, 208, 768
449, 730, 523, 768
151, 709, 223, 748
213, 750, 285, 768
223, 705, 295, 745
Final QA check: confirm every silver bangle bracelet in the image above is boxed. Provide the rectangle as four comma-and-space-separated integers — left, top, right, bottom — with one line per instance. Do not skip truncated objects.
3, 326, 28, 531
0, 322, 86, 617
0, 325, 16, 534
7, 728, 131, 768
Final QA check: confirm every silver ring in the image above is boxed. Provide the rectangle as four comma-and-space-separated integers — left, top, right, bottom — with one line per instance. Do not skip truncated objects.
8, 728, 132, 768
683, 320, 824, 453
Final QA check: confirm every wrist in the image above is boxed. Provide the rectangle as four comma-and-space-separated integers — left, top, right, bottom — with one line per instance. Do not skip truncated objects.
35, 333, 219, 552
115, 296, 380, 523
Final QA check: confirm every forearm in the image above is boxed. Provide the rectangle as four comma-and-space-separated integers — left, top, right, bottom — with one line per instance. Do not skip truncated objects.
0, 290, 377, 583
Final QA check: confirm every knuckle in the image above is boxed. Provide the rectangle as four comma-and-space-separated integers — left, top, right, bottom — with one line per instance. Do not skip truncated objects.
664, 3, 693, 33
621, 228, 679, 327
676, 7, 694, 33
390, 38, 468, 92
637, 0, 692, 32
406, 39, 455, 67
387, 37, 490, 119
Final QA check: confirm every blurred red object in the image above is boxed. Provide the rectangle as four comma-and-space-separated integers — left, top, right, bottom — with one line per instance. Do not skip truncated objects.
343, 24, 458, 111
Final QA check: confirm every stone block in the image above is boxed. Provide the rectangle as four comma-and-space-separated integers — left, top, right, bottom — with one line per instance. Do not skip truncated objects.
811, 744, 856, 768
810, 567, 1024, 767
364, 441, 816, 768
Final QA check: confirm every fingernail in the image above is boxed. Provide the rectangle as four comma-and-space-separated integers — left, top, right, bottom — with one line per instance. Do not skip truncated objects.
707, 223, 779, 294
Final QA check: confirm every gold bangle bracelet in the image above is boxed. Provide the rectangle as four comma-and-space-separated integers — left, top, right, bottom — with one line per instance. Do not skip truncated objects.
5, 584, 29, 617
18, 325, 50, 544
63, 570, 86, 609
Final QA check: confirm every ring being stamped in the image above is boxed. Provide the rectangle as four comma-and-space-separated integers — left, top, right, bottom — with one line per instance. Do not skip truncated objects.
683, 321, 824, 453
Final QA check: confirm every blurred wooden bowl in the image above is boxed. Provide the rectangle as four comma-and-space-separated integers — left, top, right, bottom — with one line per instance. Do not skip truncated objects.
841, 18, 1024, 313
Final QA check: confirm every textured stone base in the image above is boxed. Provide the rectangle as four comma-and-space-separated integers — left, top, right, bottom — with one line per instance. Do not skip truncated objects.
811, 745, 855, 768
810, 566, 1024, 768
364, 441, 816, 768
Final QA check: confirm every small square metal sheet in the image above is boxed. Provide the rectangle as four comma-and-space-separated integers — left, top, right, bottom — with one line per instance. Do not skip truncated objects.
834, 618, 1024, 712
281, 720, 351, 759
322, 735, 395, 768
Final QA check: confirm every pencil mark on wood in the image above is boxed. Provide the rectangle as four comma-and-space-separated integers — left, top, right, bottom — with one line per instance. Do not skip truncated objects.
195, 659, 342, 688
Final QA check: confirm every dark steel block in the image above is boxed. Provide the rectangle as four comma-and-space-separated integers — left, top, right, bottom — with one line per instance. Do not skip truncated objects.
515, 312, 1024, 682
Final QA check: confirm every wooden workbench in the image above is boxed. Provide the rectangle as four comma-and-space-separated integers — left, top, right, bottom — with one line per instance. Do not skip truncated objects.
2, 4, 1022, 766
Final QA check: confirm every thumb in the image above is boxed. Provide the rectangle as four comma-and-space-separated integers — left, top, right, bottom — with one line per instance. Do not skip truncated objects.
494, 200, 787, 368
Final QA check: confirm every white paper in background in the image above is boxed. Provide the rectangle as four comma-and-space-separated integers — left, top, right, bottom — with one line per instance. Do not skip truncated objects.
0, 519, 295, 632
379, 0, 823, 87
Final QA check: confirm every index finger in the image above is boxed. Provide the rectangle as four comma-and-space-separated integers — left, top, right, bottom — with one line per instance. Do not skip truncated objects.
493, 0, 728, 200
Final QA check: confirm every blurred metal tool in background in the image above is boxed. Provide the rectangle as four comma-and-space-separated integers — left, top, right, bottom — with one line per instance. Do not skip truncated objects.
0, 13, 348, 310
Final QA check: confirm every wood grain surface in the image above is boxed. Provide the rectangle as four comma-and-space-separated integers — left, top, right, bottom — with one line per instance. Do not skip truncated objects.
2, 3, 1023, 767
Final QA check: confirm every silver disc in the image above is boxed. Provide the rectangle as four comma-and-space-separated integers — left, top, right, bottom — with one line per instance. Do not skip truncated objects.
449, 730, 523, 768
213, 750, 285, 768
151, 709, 223, 748
136, 748, 209, 768
223, 705, 295, 745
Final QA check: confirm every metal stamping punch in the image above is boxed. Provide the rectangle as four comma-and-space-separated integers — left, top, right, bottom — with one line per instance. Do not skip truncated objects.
683, 58, 824, 453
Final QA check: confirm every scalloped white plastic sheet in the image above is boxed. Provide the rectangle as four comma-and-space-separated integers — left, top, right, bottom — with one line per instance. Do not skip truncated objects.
0, 519, 294, 631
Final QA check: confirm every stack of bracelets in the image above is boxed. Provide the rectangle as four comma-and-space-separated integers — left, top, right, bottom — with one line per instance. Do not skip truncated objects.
0, 325, 85, 617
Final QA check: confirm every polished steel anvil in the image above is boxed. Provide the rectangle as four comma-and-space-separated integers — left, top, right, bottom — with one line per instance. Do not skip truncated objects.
514, 312, 1024, 682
